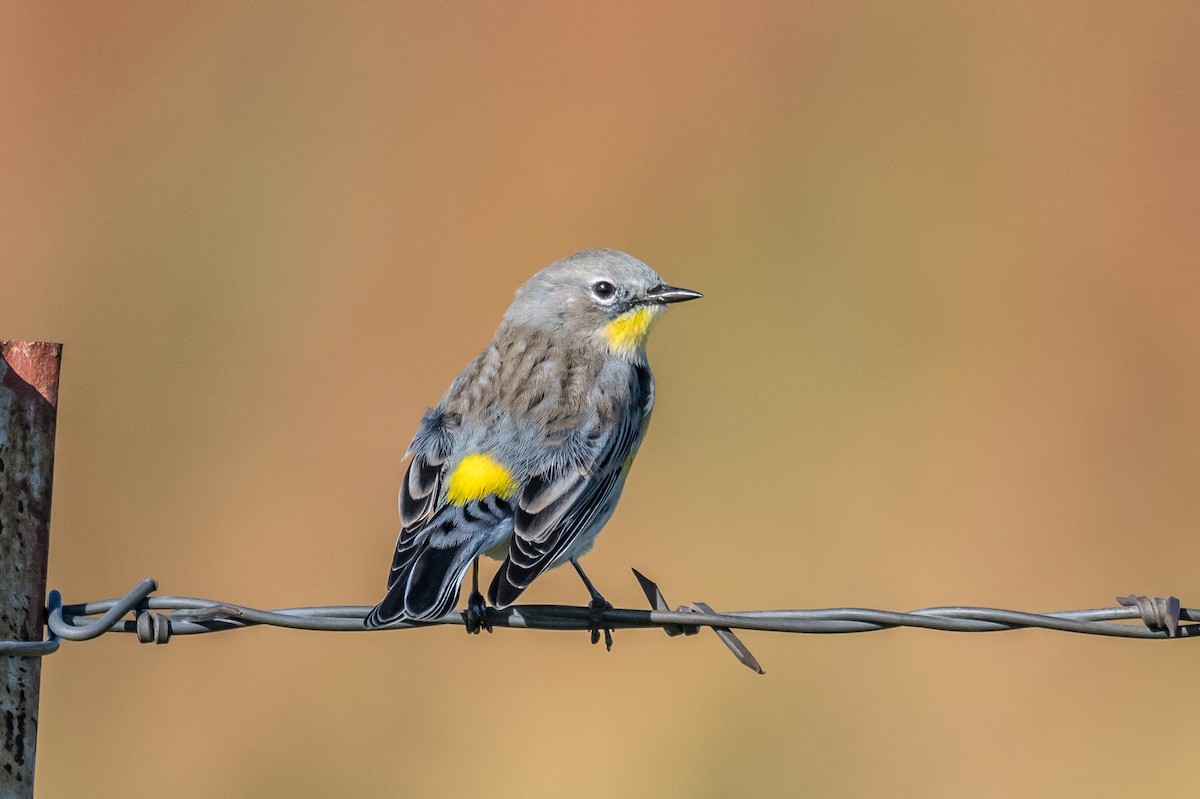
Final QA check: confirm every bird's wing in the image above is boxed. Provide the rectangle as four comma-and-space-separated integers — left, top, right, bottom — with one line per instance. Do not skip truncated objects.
368, 408, 514, 627
384, 449, 443, 591
367, 493, 513, 626
488, 366, 653, 607
388, 409, 458, 589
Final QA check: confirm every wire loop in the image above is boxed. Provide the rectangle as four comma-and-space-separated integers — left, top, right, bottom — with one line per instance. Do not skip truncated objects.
0, 590, 62, 657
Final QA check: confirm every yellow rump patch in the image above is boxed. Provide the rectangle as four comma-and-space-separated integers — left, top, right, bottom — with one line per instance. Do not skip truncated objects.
446, 454, 519, 505
604, 306, 662, 355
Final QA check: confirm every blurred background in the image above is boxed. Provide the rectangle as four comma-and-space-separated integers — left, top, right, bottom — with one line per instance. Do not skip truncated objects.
4, 2, 1200, 797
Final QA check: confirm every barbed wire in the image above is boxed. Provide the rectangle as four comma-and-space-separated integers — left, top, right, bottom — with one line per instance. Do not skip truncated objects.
3, 570, 1194, 674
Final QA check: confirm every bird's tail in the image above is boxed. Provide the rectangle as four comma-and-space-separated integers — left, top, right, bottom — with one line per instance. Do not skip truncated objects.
364, 538, 481, 628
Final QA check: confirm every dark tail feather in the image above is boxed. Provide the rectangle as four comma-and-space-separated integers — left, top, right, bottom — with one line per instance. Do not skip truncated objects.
488, 557, 536, 609
404, 543, 474, 620
364, 540, 476, 628
488, 530, 571, 608
364, 584, 410, 629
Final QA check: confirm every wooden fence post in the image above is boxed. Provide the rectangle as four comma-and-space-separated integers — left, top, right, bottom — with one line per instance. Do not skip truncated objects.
0, 341, 62, 799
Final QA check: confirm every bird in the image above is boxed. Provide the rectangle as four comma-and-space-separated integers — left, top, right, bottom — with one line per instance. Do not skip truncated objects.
364, 248, 701, 647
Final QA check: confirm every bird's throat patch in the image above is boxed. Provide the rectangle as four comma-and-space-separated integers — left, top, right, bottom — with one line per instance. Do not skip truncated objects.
446, 454, 519, 504
604, 306, 662, 355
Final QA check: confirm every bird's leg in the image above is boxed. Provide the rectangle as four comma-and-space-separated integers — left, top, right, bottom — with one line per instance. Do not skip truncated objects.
570, 558, 613, 650
465, 558, 492, 634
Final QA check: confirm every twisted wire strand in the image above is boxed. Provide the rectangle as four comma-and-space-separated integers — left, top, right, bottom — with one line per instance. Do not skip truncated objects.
38, 577, 1195, 639
3, 573, 1188, 672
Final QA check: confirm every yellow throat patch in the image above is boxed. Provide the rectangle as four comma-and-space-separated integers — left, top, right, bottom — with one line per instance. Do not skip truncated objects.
446, 454, 519, 505
604, 306, 662, 355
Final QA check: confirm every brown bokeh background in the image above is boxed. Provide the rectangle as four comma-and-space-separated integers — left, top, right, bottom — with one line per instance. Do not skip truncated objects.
5, 3, 1200, 797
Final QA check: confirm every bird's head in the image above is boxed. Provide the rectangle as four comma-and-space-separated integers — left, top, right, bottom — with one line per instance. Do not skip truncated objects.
503, 248, 702, 357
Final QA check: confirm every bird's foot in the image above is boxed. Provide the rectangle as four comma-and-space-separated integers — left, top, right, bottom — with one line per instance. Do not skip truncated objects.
587, 596, 614, 651
465, 590, 492, 634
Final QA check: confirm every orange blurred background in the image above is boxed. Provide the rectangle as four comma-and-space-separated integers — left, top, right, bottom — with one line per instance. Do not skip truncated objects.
4, 3, 1200, 797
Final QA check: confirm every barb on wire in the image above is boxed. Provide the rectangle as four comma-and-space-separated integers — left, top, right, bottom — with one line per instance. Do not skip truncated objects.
31, 570, 1200, 675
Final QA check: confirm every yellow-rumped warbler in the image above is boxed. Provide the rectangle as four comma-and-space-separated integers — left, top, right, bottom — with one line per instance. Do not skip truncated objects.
364, 249, 700, 645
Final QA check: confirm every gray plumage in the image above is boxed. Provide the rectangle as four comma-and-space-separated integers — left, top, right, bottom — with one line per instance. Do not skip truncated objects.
365, 248, 700, 628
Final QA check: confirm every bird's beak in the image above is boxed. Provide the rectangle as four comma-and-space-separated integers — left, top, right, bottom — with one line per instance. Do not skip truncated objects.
643, 282, 703, 305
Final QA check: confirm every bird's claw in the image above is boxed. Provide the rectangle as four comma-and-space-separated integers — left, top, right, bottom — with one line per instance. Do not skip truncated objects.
465, 590, 492, 634
587, 597, 614, 651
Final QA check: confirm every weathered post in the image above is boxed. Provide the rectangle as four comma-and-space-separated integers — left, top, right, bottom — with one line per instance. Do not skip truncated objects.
0, 341, 62, 798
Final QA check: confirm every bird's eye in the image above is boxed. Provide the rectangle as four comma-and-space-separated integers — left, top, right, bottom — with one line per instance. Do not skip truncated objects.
591, 280, 616, 301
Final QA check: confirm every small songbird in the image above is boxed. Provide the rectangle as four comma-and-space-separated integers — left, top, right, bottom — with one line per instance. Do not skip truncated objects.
364, 249, 701, 646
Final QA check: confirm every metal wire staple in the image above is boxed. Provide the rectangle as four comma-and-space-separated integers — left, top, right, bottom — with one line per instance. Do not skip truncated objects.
26, 570, 1200, 674
0, 591, 62, 657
